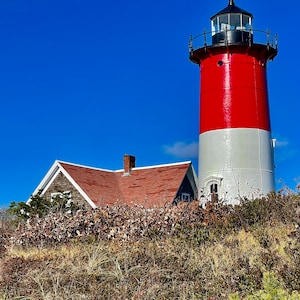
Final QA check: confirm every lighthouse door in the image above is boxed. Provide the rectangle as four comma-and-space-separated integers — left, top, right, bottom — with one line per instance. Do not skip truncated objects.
201, 176, 223, 206
210, 183, 218, 202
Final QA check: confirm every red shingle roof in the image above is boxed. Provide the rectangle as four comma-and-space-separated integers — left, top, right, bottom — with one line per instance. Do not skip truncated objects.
59, 161, 192, 208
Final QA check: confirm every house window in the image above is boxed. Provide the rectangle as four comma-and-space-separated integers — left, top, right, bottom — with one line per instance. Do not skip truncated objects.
50, 191, 72, 207
181, 193, 191, 202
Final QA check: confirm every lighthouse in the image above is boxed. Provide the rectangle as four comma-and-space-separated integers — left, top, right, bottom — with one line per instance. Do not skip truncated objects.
189, 0, 278, 205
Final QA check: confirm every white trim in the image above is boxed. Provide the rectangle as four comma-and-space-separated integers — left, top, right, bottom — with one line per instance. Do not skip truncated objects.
190, 164, 198, 190
199, 175, 223, 208
204, 175, 223, 198
29, 160, 61, 200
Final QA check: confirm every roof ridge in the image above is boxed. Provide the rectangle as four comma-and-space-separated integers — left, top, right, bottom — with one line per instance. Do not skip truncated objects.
57, 159, 191, 173
114, 160, 191, 172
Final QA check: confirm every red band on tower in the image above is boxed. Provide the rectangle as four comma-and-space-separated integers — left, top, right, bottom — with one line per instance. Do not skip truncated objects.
199, 50, 271, 133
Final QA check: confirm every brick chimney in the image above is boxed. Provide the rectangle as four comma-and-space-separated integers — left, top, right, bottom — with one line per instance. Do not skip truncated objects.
123, 154, 136, 175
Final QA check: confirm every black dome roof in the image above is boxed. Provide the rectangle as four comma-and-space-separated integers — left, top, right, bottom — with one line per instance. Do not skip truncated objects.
210, 0, 253, 20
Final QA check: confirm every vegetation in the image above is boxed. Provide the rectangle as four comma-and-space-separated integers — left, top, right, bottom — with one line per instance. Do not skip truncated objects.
0, 191, 299, 299
8, 191, 79, 221
229, 272, 300, 300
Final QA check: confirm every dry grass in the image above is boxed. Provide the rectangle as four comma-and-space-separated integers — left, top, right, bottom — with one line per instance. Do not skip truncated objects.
0, 192, 300, 299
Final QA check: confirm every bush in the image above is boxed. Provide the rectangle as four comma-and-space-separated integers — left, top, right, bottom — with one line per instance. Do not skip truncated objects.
228, 192, 300, 230
2, 192, 300, 299
229, 272, 300, 299
8, 190, 80, 221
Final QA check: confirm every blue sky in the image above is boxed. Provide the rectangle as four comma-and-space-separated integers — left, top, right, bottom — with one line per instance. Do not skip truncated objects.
0, 0, 299, 208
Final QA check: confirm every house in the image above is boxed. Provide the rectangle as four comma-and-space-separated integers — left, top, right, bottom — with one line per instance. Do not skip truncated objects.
31, 155, 198, 208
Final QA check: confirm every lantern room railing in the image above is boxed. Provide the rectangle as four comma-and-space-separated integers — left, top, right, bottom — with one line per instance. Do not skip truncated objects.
188, 28, 278, 52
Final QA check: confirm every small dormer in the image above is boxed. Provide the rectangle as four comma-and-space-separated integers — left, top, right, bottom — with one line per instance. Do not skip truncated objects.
210, 0, 253, 45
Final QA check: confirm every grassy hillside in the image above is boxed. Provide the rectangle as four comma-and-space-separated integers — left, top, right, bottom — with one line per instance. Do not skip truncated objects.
0, 192, 300, 299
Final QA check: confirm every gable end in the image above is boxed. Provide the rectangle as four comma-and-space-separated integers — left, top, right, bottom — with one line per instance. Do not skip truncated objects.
42, 171, 89, 208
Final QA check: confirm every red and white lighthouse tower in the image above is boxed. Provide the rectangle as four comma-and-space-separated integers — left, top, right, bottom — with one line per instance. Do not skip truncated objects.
189, 0, 278, 205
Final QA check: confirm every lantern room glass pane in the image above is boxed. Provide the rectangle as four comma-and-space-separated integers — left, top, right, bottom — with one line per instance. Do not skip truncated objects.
212, 18, 218, 35
230, 14, 241, 30
242, 15, 251, 31
219, 14, 230, 31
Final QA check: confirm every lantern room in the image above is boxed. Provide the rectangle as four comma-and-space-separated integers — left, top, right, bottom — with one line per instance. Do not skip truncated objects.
211, 0, 253, 45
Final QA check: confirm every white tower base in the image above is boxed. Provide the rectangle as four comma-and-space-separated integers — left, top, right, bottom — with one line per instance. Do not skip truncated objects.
199, 128, 275, 206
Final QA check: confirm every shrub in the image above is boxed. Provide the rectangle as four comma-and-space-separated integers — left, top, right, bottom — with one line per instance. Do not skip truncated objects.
229, 272, 300, 300
2, 192, 300, 299
228, 192, 300, 230
8, 190, 80, 222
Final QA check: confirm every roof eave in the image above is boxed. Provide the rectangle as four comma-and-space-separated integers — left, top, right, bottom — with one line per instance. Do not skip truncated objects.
27, 160, 61, 203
